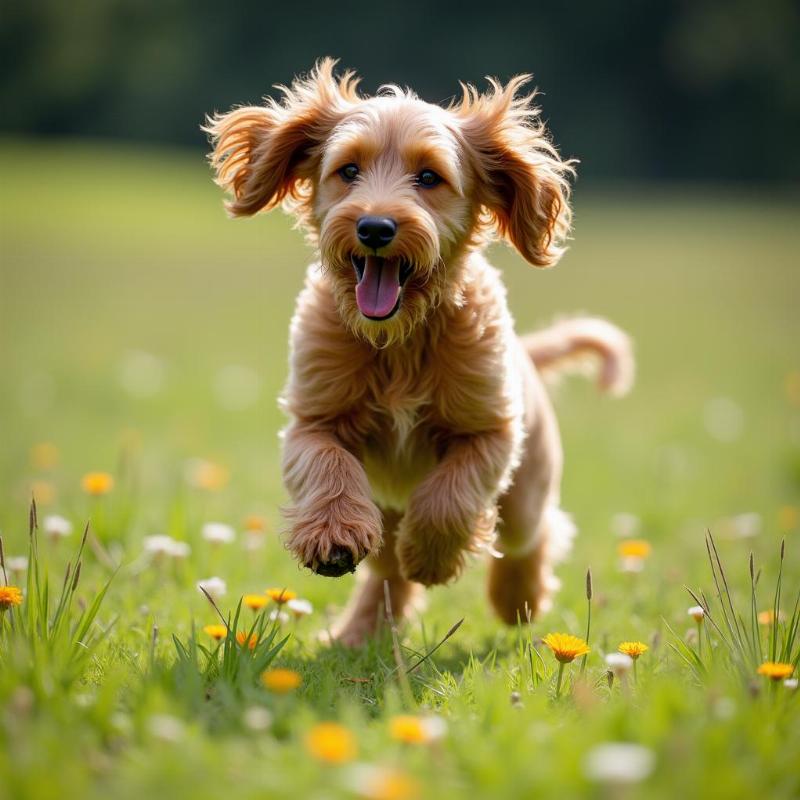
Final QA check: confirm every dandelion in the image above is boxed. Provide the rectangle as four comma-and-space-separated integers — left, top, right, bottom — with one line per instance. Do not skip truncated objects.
618, 641, 648, 660
203, 624, 228, 641
185, 459, 229, 491
30, 442, 59, 470
347, 765, 420, 800
687, 605, 704, 622
81, 472, 114, 496
236, 631, 258, 650
287, 598, 313, 618
265, 588, 297, 604
196, 576, 227, 600
0, 586, 23, 610
144, 535, 191, 560
584, 742, 655, 784
777, 505, 798, 532
305, 722, 358, 764
389, 715, 447, 744
244, 593, 269, 612
202, 522, 235, 545
30, 480, 56, 505
757, 662, 794, 681
261, 668, 302, 694
757, 609, 785, 625
43, 514, 73, 540
542, 633, 590, 698
243, 514, 267, 532
618, 539, 651, 572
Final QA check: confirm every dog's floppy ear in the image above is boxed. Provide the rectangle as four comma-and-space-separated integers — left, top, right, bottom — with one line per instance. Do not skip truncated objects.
455, 76, 575, 267
204, 58, 358, 217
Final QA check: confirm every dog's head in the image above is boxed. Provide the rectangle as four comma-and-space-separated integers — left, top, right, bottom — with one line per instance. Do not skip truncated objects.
206, 59, 574, 345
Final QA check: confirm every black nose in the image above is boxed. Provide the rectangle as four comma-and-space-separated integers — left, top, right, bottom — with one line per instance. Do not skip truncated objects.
356, 216, 396, 250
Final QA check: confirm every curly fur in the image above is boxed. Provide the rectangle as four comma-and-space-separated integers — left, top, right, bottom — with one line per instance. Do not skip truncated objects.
207, 59, 634, 645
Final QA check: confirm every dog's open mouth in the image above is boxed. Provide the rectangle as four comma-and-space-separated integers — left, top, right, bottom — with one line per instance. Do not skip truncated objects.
351, 254, 412, 320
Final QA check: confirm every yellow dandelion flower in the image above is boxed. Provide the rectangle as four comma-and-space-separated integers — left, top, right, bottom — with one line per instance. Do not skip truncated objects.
203, 624, 227, 641
0, 586, 23, 610
243, 594, 269, 612
757, 609, 785, 626
389, 715, 446, 744
542, 633, 591, 663
30, 480, 56, 506
30, 442, 59, 470
186, 459, 229, 491
305, 722, 357, 764
265, 588, 297, 604
243, 514, 267, 532
618, 641, 649, 660
81, 472, 114, 496
757, 662, 794, 681
351, 766, 420, 800
236, 631, 258, 650
777, 505, 798, 532
617, 539, 652, 559
261, 668, 302, 694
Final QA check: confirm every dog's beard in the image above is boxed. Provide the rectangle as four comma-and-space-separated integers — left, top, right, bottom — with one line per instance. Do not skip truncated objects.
318, 214, 443, 347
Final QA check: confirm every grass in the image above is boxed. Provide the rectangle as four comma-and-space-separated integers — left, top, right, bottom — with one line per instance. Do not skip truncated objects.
0, 139, 799, 799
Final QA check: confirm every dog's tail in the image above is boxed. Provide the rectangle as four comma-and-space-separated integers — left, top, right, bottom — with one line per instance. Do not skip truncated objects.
521, 316, 634, 397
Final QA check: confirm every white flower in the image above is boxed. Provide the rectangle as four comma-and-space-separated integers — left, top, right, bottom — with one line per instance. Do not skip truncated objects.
583, 742, 656, 784
196, 576, 227, 600
620, 556, 645, 574
419, 715, 447, 741
147, 714, 185, 743
784, 678, 798, 690
242, 706, 273, 732
144, 535, 191, 560
201, 522, 235, 545
286, 598, 313, 617
6, 556, 28, 574
269, 609, 290, 624
605, 653, 633, 677
688, 605, 705, 622
611, 512, 640, 538
43, 514, 72, 539
243, 529, 265, 551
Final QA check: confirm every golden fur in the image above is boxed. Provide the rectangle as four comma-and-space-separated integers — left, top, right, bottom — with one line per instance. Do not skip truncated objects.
206, 59, 633, 645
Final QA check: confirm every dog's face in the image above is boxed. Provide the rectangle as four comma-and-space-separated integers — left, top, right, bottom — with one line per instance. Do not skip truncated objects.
206, 59, 573, 345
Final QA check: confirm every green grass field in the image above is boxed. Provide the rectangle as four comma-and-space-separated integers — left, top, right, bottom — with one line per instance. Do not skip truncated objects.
1, 140, 799, 799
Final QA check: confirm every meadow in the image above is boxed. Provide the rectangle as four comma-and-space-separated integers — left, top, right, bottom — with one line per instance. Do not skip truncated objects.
1, 139, 799, 799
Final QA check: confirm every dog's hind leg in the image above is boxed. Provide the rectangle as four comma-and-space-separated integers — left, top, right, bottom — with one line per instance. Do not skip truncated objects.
331, 508, 420, 647
488, 365, 574, 624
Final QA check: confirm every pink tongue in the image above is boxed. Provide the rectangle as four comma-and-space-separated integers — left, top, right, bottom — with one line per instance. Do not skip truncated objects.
355, 256, 401, 318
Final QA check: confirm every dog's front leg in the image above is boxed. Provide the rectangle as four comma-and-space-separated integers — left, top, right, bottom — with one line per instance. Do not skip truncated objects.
282, 421, 382, 577
396, 428, 515, 586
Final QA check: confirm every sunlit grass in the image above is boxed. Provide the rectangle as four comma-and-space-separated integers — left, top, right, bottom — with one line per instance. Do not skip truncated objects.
0, 141, 799, 799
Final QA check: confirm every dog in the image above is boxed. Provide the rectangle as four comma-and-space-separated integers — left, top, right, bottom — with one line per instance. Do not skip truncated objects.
205, 59, 633, 645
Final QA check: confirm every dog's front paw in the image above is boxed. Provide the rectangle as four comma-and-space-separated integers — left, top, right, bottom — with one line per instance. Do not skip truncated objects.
285, 496, 382, 577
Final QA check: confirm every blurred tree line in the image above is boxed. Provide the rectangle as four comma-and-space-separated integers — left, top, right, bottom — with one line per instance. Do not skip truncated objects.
2, 0, 798, 182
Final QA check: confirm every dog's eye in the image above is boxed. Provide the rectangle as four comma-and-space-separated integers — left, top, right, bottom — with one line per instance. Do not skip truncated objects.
416, 169, 442, 188
338, 163, 359, 182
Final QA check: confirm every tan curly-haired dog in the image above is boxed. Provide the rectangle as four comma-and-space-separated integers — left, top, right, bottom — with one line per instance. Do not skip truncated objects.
206, 59, 633, 646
